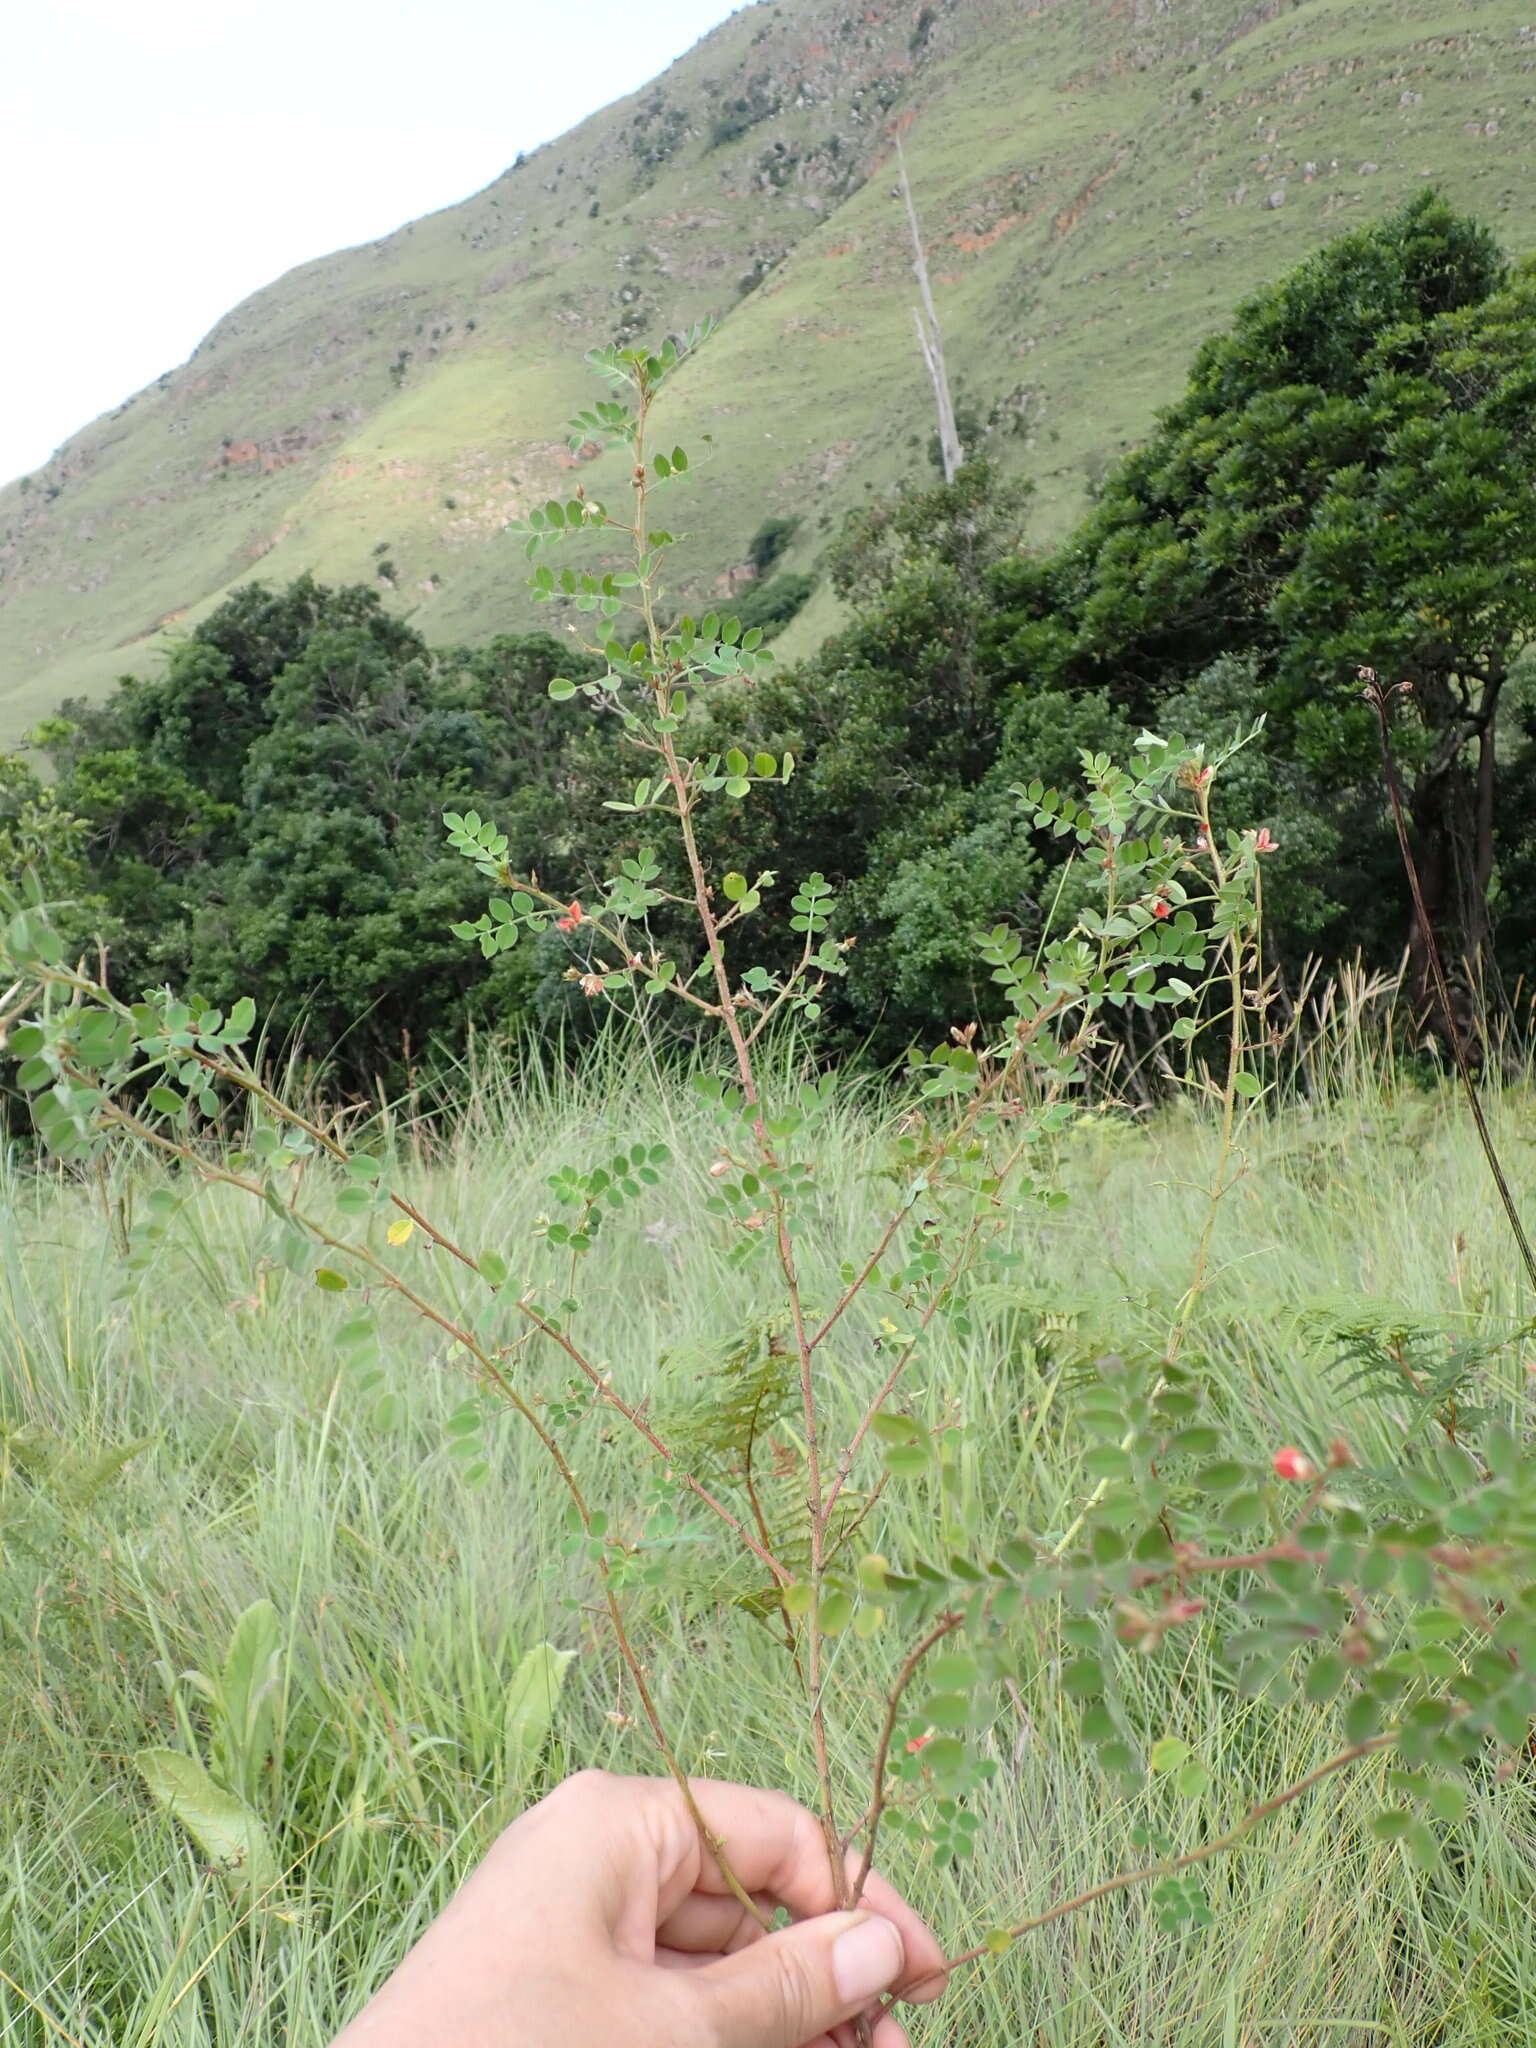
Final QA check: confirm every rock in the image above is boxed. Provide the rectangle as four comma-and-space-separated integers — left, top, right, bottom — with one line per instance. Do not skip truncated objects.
1267, 186, 1286, 208
1360, 161, 1379, 174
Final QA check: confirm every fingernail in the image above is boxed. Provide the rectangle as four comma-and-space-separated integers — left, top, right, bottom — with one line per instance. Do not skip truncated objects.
833, 1914, 904, 2005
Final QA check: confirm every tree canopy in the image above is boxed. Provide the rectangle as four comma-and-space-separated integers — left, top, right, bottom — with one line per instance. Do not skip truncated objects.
6, 193, 1535, 1093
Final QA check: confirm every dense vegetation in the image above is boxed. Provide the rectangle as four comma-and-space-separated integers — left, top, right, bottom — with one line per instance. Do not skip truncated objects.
5, 1053, 1536, 2045
6, 202, 1536, 2048
4, 195, 1535, 1101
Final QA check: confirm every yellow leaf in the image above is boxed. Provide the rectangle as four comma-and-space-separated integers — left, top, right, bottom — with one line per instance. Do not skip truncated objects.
387, 1217, 415, 1246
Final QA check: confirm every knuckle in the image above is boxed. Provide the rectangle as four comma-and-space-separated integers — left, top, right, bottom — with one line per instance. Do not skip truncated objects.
764, 1949, 821, 2040
552, 1766, 615, 1809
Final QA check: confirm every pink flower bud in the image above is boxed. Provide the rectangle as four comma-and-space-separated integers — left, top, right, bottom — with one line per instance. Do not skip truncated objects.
708, 1159, 731, 1177
1271, 1447, 1315, 1482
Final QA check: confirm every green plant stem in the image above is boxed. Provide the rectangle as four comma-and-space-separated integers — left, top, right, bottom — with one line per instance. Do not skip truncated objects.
0, 1965, 87, 2048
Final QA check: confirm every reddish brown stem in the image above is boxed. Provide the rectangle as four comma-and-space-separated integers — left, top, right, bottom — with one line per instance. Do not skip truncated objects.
895, 1733, 1397, 2003
849, 1613, 963, 1902
515, 1296, 790, 1586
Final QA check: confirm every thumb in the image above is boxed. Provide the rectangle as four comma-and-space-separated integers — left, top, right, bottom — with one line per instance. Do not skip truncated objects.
691, 1910, 905, 2048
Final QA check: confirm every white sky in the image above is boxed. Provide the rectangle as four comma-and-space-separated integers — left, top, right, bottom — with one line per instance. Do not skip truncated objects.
0, 0, 739, 486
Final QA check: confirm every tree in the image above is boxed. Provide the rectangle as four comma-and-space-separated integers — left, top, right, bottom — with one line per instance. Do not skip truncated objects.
671, 461, 1036, 1050
746, 515, 800, 579
41, 581, 603, 1089
116, 575, 424, 807
1039, 193, 1536, 992
0, 752, 98, 940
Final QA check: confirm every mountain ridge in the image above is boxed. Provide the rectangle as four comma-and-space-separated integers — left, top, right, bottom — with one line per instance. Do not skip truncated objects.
2, 0, 1532, 740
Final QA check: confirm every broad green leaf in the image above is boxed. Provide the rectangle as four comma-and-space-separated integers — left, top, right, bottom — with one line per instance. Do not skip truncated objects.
927, 1652, 978, 1691
883, 1443, 932, 1480
818, 1591, 855, 1636
134, 1748, 278, 1894
869, 1412, 925, 1445
1062, 1657, 1105, 1698
505, 1643, 577, 1785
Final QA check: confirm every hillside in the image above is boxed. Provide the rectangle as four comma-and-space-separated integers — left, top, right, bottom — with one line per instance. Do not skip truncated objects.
1, 0, 1533, 742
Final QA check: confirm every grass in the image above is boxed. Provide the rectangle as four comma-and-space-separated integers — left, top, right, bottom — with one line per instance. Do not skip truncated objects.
3, 0, 1534, 742
3, 1028, 1535, 2045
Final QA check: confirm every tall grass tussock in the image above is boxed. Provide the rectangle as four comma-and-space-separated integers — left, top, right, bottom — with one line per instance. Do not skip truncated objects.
3, 985, 1535, 2045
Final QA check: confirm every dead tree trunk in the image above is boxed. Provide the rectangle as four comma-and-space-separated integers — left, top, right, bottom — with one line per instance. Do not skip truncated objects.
897, 139, 963, 483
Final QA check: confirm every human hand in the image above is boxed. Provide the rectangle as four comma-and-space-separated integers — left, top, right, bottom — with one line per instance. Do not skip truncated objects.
331, 1770, 950, 2048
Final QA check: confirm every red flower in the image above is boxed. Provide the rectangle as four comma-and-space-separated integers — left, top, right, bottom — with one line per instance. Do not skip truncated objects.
1253, 828, 1279, 855
905, 1729, 936, 1755
1272, 1447, 1315, 1482
578, 972, 606, 998
556, 900, 584, 932
1151, 898, 1172, 920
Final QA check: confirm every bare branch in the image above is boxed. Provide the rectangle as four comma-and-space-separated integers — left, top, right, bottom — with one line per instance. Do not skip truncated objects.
897, 138, 962, 482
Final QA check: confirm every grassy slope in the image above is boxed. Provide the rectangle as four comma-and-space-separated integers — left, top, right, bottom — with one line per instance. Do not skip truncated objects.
3, 1061, 1535, 2043
1, 0, 1532, 741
